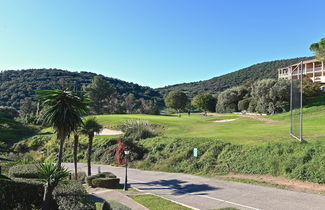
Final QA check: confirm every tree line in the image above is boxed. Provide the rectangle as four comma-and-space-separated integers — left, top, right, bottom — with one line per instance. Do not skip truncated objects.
0, 68, 163, 111
164, 77, 322, 115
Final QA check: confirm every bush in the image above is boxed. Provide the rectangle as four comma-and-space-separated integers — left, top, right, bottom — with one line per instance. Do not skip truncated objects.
0, 106, 19, 119
9, 164, 39, 178
54, 181, 96, 210
70, 171, 87, 183
0, 176, 96, 210
0, 178, 44, 209
92, 178, 120, 188
121, 120, 158, 141
86, 172, 117, 187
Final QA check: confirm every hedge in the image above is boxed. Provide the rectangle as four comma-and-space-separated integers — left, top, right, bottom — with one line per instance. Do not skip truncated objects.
0, 178, 44, 210
0, 178, 96, 210
92, 178, 120, 189
54, 181, 96, 210
86, 172, 117, 187
8, 164, 39, 179
70, 171, 87, 183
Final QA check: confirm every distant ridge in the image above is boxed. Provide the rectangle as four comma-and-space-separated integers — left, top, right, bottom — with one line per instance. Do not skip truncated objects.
0, 68, 162, 109
156, 56, 314, 98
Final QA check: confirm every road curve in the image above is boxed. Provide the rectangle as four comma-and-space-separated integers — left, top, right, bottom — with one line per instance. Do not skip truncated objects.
63, 163, 325, 210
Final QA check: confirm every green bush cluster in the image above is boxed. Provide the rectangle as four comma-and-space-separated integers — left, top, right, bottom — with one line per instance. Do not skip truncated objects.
86, 172, 120, 188
92, 178, 120, 188
121, 120, 158, 141
136, 137, 325, 183
54, 181, 96, 210
70, 171, 87, 183
0, 178, 44, 209
4, 164, 96, 209
8, 164, 39, 178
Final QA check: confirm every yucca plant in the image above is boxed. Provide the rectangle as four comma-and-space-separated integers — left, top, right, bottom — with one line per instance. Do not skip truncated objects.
37, 161, 70, 210
121, 120, 157, 141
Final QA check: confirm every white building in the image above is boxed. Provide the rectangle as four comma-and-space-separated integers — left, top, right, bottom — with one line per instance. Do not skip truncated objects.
278, 59, 325, 83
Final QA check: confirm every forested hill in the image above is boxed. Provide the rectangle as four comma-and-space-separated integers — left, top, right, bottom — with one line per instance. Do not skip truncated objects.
157, 56, 314, 98
0, 69, 162, 109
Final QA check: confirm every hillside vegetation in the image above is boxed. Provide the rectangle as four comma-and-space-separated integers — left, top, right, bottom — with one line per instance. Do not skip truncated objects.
0, 115, 36, 148
157, 57, 313, 98
0, 69, 162, 109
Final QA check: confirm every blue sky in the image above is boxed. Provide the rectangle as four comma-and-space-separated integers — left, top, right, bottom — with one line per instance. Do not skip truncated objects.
0, 0, 324, 88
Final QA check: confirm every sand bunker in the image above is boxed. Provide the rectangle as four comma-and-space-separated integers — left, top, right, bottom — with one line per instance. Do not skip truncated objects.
96, 128, 123, 135
214, 119, 237, 123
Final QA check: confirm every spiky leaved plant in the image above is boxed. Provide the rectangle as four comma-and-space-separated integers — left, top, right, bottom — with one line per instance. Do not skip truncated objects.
37, 161, 70, 210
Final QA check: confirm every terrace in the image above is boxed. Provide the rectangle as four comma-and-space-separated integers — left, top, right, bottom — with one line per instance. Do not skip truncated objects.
278, 59, 325, 83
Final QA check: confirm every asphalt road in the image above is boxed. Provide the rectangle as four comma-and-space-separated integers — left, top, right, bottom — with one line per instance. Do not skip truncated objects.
63, 163, 325, 210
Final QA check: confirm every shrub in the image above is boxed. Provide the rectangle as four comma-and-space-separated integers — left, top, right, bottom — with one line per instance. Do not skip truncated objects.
92, 178, 120, 188
54, 181, 96, 210
70, 171, 87, 183
0, 106, 19, 119
121, 120, 158, 141
86, 172, 117, 187
9, 164, 39, 178
0, 178, 44, 209
0, 175, 96, 210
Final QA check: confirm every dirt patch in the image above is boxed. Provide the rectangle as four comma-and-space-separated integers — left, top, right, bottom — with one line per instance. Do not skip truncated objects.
208, 113, 279, 123
96, 128, 123, 136
223, 173, 325, 193
241, 115, 279, 123
213, 119, 237, 123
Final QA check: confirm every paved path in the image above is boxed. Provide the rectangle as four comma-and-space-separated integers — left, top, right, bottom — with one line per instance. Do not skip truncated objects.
63, 163, 325, 210
87, 187, 148, 210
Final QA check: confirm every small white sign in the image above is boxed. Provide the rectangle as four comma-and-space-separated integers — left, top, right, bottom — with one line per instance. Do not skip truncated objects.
193, 148, 198, 157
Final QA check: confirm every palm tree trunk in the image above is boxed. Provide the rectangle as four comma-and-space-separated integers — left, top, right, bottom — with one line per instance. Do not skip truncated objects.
42, 182, 58, 210
73, 134, 79, 180
57, 136, 65, 167
87, 134, 93, 176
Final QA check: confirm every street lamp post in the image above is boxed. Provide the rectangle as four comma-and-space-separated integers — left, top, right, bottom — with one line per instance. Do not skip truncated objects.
123, 147, 130, 191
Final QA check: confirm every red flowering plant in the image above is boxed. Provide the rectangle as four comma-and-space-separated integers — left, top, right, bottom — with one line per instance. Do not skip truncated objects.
107, 137, 145, 166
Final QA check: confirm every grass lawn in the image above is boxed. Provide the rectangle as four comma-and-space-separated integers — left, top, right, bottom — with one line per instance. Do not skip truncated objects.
129, 194, 191, 210
94, 101, 325, 145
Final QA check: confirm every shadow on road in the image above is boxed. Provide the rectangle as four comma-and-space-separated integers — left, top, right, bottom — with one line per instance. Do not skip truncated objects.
131, 179, 220, 195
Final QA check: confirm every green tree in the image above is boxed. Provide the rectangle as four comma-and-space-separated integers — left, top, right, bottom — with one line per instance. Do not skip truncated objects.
81, 118, 103, 176
303, 77, 322, 97
125, 93, 136, 114
84, 76, 115, 114
164, 91, 188, 117
37, 89, 89, 167
191, 93, 216, 115
238, 97, 251, 111
216, 86, 248, 113
36, 161, 70, 210
310, 38, 325, 61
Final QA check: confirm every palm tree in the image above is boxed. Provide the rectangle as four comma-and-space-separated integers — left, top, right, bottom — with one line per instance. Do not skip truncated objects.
81, 118, 103, 176
73, 130, 80, 180
37, 89, 89, 167
36, 161, 70, 210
